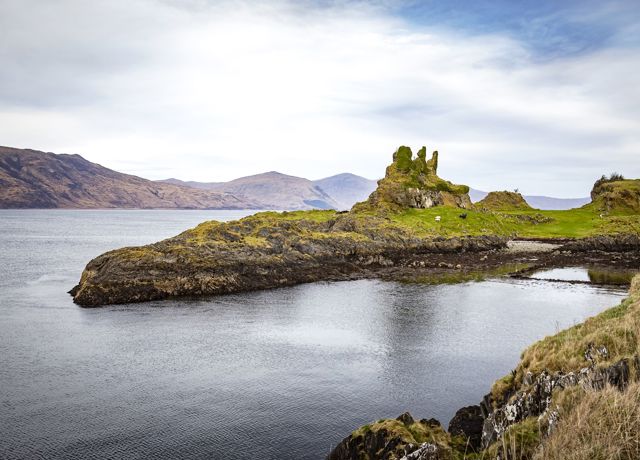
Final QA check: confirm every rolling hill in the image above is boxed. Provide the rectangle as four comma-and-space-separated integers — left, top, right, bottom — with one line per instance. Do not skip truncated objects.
312, 173, 378, 210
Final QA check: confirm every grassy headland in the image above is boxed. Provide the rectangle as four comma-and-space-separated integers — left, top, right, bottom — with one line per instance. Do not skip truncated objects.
71, 145, 639, 308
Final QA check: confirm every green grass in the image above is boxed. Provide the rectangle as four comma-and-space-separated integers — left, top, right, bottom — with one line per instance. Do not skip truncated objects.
388, 206, 640, 239
250, 209, 337, 223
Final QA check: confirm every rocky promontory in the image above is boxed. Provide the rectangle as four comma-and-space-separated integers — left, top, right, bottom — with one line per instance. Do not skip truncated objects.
70, 146, 485, 306
70, 145, 640, 307
70, 211, 505, 306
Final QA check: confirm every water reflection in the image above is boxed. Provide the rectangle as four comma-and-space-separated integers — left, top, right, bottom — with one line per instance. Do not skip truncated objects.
530, 266, 638, 285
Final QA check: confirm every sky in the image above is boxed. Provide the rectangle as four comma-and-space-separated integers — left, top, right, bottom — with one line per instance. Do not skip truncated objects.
0, 0, 639, 197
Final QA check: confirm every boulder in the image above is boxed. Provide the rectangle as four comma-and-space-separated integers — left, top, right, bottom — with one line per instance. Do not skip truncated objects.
447, 405, 483, 451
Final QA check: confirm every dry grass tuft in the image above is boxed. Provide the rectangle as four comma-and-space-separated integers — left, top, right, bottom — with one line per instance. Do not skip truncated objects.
491, 276, 640, 402
534, 381, 640, 460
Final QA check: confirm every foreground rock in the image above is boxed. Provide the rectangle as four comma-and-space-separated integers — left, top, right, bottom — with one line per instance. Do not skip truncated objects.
328, 413, 453, 460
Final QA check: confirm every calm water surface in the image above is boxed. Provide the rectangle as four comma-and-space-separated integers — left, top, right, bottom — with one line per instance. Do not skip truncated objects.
0, 210, 629, 459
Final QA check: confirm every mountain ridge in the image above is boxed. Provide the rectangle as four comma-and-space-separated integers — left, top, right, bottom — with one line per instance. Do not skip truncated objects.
0, 145, 597, 211
0, 146, 258, 209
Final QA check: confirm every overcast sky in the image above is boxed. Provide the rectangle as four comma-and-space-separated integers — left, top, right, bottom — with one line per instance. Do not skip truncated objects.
1, 0, 639, 196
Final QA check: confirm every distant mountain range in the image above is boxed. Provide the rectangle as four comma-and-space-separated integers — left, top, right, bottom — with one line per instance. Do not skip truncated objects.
0, 146, 258, 209
162, 172, 377, 210
0, 146, 590, 210
469, 188, 589, 211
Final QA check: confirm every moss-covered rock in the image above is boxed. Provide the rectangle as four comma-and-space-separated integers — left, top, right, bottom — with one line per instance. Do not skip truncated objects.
327, 412, 458, 460
589, 178, 640, 213
354, 146, 471, 213
70, 210, 505, 306
476, 191, 533, 211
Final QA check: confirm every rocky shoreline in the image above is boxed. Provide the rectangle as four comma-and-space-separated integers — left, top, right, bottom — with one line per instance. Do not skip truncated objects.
70, 211, 507, 306
327, 275, 640, 460
70, 220, 640, 307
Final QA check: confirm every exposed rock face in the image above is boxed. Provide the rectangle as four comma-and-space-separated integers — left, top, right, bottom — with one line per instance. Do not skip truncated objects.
327, 413, 450, 460
475, 191, 532, 211
71, 212, 505, 306
480, 357, 636, 449
354, 146, 471, 212
399, 444, 442, 460
447, 405, 483, 451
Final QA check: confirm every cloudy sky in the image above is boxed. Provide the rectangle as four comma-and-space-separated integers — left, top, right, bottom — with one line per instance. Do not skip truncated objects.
1, 0, 638, 196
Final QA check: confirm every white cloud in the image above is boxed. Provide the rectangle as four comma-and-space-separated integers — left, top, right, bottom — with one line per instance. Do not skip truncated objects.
0, 0, 638, 196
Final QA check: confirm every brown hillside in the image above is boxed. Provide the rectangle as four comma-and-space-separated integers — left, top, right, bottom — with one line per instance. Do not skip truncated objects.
0, 146, 257, 209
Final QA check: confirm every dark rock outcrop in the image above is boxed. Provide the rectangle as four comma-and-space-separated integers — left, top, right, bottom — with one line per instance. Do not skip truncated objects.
447, 405, 483, 451
327, 413, 450, 460
559, 234, 640, 252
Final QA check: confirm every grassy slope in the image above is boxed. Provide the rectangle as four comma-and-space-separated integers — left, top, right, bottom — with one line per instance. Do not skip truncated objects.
485, 275, 640, 459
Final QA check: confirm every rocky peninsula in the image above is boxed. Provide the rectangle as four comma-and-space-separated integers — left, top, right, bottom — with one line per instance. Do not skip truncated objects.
71, 146, 640, 307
